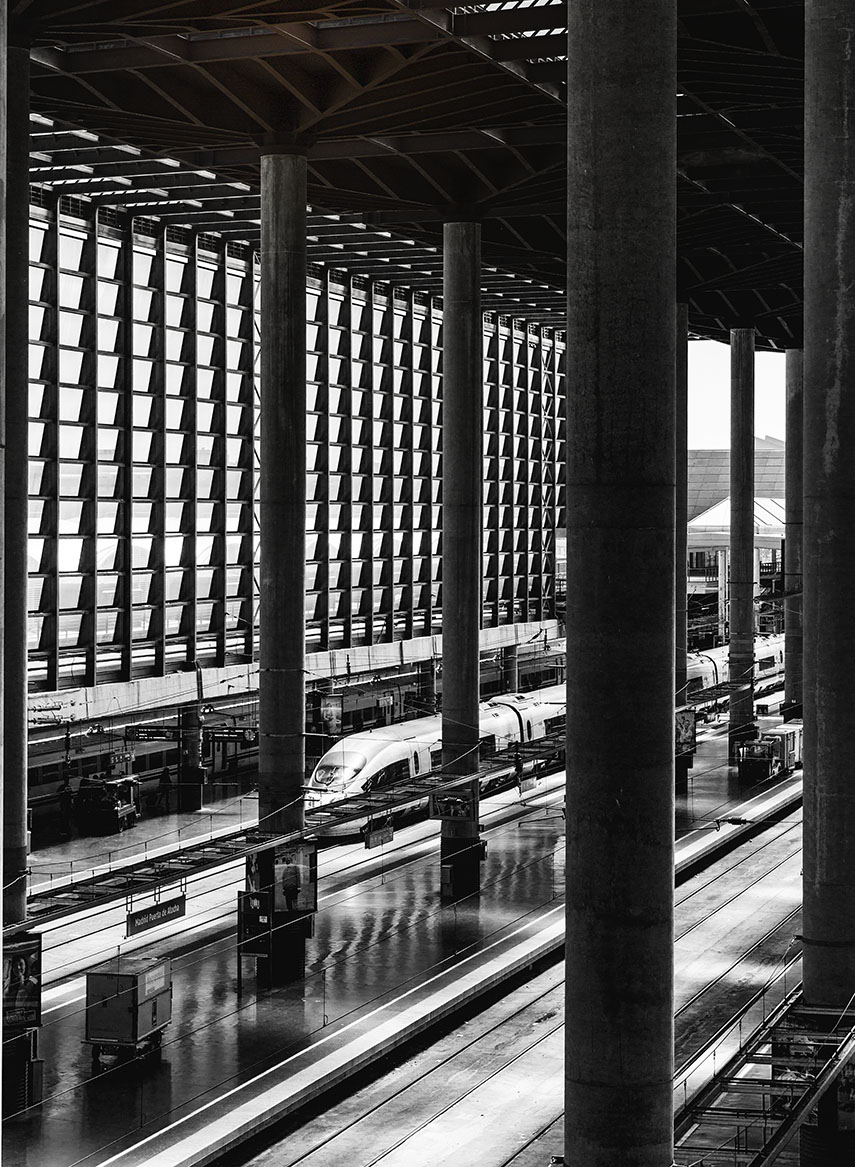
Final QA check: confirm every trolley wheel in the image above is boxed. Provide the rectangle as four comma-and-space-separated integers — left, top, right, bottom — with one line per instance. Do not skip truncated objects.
142, 1032, 163, 1062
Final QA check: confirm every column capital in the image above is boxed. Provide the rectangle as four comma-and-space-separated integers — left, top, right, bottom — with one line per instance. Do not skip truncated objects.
256, 135, 313, 158
441, 206, 482, 225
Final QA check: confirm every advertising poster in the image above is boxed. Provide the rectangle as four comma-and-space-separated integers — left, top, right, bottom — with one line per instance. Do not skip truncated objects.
274, 841, 318, 913
3, 934, 42, 1030
675, 707, 697, 760
429, 790, 477, 821
246, 847, 275, 895
320, 695, 343, 736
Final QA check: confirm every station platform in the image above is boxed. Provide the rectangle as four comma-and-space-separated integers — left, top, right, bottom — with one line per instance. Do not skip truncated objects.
28, 791, 261, 894
2, 714, 804, 1167
26, 707, 783, 900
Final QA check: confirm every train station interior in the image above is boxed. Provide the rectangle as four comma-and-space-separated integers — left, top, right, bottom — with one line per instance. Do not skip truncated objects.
3, 2, 855, 1166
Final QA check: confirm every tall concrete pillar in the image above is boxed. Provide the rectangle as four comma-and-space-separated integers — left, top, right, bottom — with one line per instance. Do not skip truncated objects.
728, 328, 756, 758
440, 220, 482, 900
0, 0, 8, 921
502, 643, 519, 693
258, 153, 306, 837
784, 349, 803, 713
803, 0, 855, 1012
717, 548, 729, 644
675, 304, 688, 706
565, 3, 675, 1164
178, 705, 205, 812
3, 45, 29, 925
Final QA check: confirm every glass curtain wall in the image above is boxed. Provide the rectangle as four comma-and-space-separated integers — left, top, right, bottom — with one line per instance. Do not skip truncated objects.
26, 197, 565, 692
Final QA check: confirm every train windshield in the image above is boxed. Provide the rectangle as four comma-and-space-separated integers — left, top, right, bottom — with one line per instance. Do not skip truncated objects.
312, 752, 367, 787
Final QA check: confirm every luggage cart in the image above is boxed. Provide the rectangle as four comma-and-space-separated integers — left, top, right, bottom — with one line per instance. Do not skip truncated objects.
84, 956, 172, 1068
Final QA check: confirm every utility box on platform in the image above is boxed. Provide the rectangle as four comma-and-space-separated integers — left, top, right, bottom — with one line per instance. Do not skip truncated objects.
85, 957, 172, 1050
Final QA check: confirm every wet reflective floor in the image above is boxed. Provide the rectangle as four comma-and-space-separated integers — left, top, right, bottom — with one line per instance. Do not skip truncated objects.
5, 792, 566, 1167
4, 718, 792, 1167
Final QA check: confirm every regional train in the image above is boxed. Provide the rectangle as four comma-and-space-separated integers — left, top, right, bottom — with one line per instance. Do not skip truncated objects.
685, 632, 785, 700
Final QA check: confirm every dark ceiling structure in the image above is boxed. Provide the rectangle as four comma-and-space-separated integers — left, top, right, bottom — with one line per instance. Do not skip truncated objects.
12, 0, 803, 347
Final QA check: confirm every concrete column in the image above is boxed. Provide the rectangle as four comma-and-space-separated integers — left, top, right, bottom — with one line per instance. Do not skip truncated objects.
802, 0, 855, 1012
728, 328, 756, 757
258, 153, 307, 837
717, 549, 729, 643
440, 220, 482, 900
565, 3, 675, 1164
784, 349, 803, 713
502, 643, 519, 693
178, 705, 204, 812
0, 0, 8, 921
675, 304, 688, 706
3, 45, 29, 925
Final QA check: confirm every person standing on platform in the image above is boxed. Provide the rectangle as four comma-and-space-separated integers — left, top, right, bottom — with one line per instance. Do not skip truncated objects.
58, 777, 74, 839
156, 767, 172, 813
279, 854, 301, 912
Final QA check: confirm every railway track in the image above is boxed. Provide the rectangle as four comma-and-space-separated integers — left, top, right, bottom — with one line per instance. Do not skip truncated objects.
229, 816, 805, 1167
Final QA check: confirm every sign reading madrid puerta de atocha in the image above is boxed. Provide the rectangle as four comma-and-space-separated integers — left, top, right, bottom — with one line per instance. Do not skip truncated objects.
127, 897, 186, 936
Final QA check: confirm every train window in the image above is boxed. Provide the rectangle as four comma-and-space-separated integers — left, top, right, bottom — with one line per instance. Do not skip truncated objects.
379, 759, 410, 787
313, 752, 367, 786
413, 751, 420, 775
526, 719, 532, 741
430, 748, 442, 771
757, 656, 775, 671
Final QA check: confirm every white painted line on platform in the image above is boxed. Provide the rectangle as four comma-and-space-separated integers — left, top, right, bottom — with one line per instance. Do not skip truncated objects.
98, 906, 565, 1167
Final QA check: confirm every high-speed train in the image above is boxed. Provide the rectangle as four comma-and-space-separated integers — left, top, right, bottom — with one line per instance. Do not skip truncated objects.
304, 683, 567, 813
306, 633, 788, 817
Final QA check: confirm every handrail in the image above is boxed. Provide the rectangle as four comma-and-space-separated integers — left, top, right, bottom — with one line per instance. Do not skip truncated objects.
674, 955, 802, 1122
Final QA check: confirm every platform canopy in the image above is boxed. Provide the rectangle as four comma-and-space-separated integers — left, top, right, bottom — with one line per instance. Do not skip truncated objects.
12, 0, 803, 345
688, 497, 786, 551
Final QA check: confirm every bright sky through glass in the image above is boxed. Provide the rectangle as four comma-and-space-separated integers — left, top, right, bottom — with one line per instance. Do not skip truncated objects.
689, 340, 786, 450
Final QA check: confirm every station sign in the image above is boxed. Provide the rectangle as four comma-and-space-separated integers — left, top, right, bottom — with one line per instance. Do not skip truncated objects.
127, 896, 186, 937
126, 725, 181, 742
365, 823, 394, 849
202, 727, 258, 745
